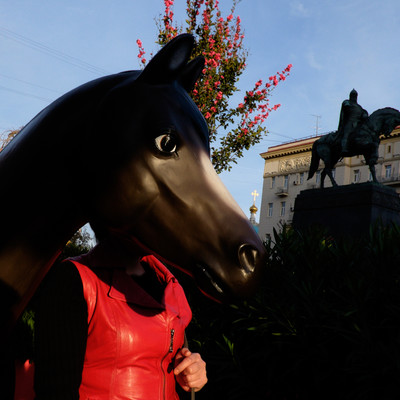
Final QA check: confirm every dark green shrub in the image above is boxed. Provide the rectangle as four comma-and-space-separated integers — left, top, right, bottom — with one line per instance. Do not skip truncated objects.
177, 224, 400, 399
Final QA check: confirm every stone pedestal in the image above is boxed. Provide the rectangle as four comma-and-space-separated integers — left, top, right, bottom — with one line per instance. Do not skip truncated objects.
292, 182, 400, 237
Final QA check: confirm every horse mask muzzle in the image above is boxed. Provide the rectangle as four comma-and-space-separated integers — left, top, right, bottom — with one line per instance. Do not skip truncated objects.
88, 34, 267, 302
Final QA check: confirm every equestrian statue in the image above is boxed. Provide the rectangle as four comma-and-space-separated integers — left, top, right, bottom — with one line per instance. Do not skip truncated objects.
308, 89, 400, 188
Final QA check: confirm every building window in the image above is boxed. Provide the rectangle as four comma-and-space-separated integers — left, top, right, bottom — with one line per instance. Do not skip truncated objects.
280, 201, 286, 216
385, 164, 392, 178
283, 175, 289, 189
271, 176, 275, 189
299, 172, 305, 184
387, 145, 392, 154
268, 203, 273, 217
353, 169, 360, 183
332, 168, 336, 178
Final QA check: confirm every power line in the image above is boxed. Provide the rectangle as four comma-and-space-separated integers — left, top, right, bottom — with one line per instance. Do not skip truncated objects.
0, 84, 53, 103
0, 72, 62, 95
252, 139, 291, 148
0, 26, 110, 76
267, 130, 297, 140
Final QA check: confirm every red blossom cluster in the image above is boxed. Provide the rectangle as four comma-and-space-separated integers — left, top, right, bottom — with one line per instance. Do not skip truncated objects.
162, 0, 178, 41
136, 0, 292, 172
236, 66, 292, 138
136, 39, 146, 65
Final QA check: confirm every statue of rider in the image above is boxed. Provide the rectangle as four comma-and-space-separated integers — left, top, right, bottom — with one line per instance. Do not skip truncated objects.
337, 89, 368, 155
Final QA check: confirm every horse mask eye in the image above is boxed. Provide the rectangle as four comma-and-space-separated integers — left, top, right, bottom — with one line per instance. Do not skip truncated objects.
155, 134, 177, 154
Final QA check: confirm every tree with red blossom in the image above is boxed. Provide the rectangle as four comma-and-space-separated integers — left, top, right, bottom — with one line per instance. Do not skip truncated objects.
137, 0, 292, 173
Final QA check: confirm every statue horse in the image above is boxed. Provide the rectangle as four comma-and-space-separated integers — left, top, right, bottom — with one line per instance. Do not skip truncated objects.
0, 34, 266, 337
308, 107, 400, 188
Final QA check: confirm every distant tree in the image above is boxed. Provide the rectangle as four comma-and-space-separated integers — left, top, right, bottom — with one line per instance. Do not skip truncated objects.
136, 0, 292, 172
0, 129, 20, 152
60, 227, 93, 259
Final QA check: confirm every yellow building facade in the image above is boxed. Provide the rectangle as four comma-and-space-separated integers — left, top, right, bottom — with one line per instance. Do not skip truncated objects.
258, 127, 400, 240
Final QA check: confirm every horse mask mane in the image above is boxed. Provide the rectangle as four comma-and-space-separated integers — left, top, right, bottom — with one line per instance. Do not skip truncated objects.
0, 34, 266, 330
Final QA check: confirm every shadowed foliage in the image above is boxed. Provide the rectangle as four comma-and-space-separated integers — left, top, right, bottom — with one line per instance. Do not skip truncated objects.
174, 224, 400, 400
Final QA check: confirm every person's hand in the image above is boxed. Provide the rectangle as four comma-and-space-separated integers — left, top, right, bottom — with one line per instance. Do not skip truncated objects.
174, 348, 207, 392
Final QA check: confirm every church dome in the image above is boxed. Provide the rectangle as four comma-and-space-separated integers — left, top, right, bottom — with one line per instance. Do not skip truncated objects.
250, 204, 258, 213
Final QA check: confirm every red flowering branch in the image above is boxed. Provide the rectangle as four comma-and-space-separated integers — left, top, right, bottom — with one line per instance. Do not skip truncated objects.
136, 39, 147, 65
136, 0, 292, 173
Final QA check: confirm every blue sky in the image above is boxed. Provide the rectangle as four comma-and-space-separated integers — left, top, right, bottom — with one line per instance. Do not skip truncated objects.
1, 0, 399, 217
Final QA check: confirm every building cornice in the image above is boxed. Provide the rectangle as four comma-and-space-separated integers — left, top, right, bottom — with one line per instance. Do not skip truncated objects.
261, 127, 400, 160
381, 127, 400, 140
260, 135, 323, 160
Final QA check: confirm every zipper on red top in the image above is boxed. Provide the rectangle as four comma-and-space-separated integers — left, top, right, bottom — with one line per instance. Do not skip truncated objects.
169, 329, 175, 352
161, 328, 175, 400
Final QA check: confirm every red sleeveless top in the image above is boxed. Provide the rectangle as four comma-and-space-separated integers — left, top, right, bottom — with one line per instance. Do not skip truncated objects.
71, 255, 192, 400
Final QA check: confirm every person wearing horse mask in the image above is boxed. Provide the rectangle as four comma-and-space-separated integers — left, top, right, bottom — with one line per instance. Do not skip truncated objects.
32, 226, 208, 399
338, 88, 369, 155
10, 33, 265, 399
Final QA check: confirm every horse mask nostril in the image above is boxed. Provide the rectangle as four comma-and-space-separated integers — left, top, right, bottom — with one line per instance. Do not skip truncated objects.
238, 244, 259, 274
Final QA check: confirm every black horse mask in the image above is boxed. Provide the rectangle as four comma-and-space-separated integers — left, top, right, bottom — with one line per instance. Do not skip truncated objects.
0, 34, 266, 330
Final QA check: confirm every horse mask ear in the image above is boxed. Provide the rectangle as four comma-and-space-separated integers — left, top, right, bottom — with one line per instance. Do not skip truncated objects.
179, 56, 205, 92
138, 33, 204, 91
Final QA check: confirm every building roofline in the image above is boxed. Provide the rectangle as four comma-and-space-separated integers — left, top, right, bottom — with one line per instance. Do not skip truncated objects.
260, 134, 323, 159
260, 127, 400, 160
